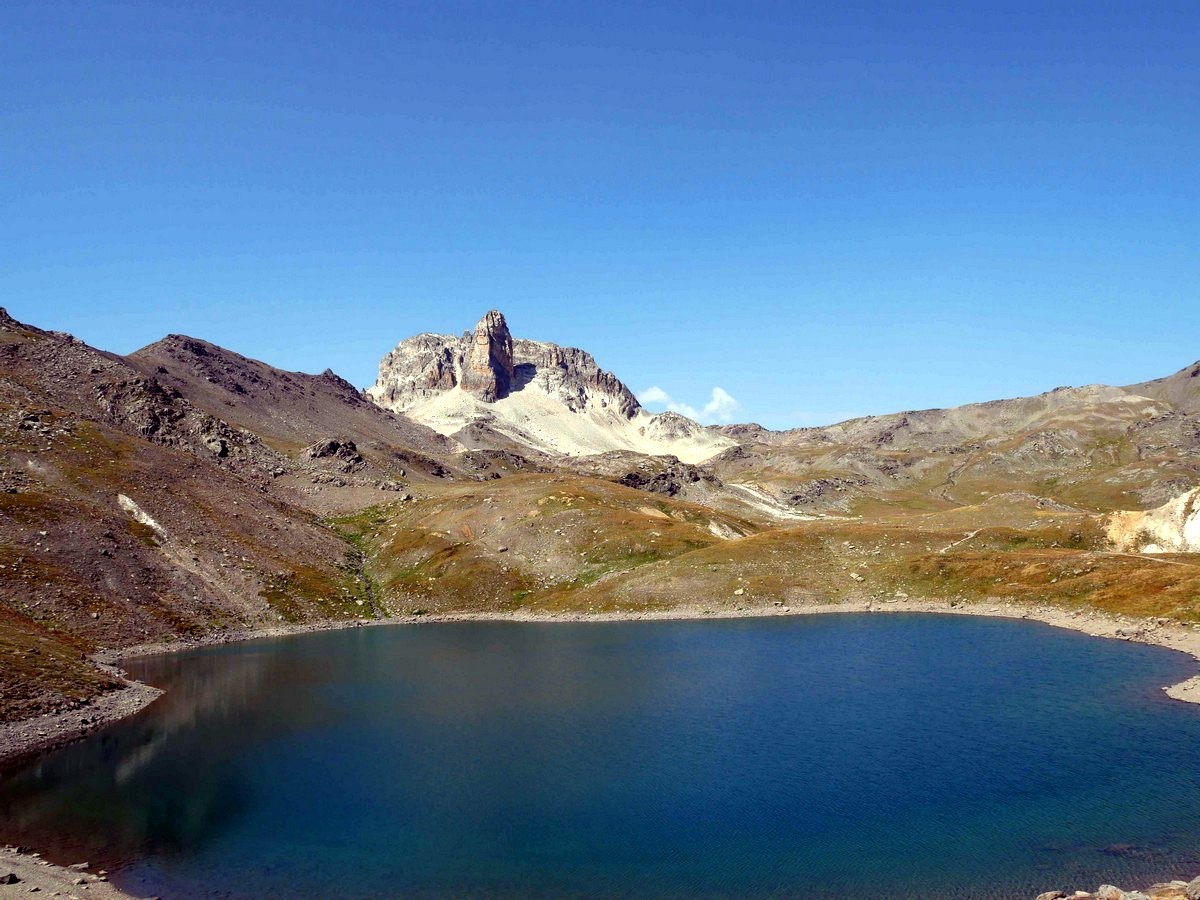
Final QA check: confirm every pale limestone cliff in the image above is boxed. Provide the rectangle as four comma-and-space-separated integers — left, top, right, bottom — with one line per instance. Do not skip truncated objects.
1108, 486, 1200, 553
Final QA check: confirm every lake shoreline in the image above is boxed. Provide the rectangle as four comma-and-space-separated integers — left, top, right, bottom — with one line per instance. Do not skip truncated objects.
4, 598, 1200, 900
4, 597, 1200, 771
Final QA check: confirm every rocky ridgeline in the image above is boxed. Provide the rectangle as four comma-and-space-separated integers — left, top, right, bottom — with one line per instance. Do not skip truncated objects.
1036, 875, 1200, 899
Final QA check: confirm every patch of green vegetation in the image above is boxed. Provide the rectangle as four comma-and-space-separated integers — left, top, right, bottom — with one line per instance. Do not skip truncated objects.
0, 490, 62, 525
570, 548, 675, 588
535, 497, 573, 517
258, 562, 362, 623
329, 504, 393, 549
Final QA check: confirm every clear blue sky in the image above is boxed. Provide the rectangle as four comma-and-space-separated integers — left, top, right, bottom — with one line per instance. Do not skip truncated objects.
3, 1, 1197, 428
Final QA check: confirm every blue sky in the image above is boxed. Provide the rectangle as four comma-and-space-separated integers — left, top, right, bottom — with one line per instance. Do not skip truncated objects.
3, 1, 1197, 428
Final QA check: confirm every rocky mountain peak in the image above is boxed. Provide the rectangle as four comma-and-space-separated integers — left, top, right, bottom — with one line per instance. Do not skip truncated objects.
461, 309, 515, 402
368, 309, 640, 418
365, 310, 733, 461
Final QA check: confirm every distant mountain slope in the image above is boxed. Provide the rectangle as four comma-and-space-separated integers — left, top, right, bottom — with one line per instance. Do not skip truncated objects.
367, 310, 734, 464
711, 373, 1200, 516
1127, 358, 1200, 414
2, 300, 1198, 735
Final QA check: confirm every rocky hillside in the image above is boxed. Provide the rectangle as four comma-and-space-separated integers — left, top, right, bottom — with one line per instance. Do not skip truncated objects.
125, 333, 529, 515
1129, 360, 1200, 414
368, 310, 734, 463
0, 310, 380, 722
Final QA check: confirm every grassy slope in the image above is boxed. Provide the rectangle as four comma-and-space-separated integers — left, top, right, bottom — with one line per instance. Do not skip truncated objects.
553, 514, 1200, 623
333, 472, 760, 614
335, 476, 1200, 623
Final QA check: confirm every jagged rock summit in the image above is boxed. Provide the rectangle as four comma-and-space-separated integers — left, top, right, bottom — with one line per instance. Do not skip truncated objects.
367, 310, 733, 463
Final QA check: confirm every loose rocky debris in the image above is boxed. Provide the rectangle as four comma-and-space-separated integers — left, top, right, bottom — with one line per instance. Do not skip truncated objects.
305, 437, 365, 473
0, 676, 163, 766
617, 459, 721, 498
1036, 874, 1200, 899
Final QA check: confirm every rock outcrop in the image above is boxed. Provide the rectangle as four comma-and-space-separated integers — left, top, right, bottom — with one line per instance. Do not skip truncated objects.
460, 309, 515, 402
1108, 486, 1200, 553
368, 309, 639, 419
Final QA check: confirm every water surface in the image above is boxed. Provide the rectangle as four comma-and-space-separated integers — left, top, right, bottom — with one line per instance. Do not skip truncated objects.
4, 614, 1200, 899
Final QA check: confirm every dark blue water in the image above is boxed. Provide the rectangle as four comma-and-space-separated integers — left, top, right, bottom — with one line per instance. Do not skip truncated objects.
4, 615, 1200, 899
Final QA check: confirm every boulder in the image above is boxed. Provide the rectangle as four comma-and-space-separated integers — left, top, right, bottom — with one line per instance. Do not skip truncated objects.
305, 438, 364, 473
1187, 876, 1200, 900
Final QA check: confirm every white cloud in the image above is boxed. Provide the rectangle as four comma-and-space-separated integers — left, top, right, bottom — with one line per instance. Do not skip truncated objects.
702, 387, 740, 423
639, 385, 742, 425
639, 386, 672, 406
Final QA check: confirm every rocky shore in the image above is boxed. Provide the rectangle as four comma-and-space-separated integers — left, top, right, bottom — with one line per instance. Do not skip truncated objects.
1036, 875, 1200, 899
0, 668, 162, 768
1, 845, 136, 898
